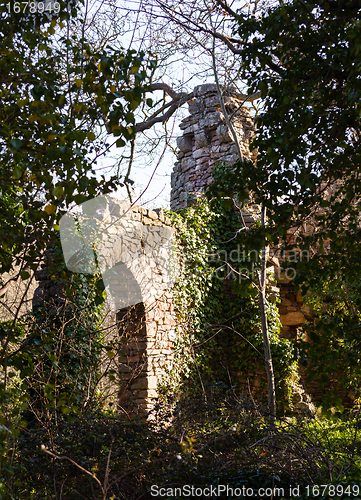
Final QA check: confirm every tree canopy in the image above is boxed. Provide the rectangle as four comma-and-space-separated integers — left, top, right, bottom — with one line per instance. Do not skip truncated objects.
0, 1, 155, 277
236, 0, 361, 231
207, 0, 361, 407
0, 1, 156, 484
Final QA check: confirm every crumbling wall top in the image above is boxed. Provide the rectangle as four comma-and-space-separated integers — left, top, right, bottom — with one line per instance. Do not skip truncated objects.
170, 84, 256, 211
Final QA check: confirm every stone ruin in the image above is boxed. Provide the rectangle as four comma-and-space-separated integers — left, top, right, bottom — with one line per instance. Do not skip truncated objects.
171, 83, 256, 213
90, 201, 179, 412
170, 84, 313, 338
33, 200, 179, 413
4, 83, 350, 414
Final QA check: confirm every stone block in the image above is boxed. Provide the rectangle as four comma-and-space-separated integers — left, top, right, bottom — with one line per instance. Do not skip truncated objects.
301, 304, 314, 317
216, 124, 233, 143
137, 389, 158, 399
280, 311, 306, 326
188, 99, 201, 114
179, 116, 193, 130
118, 355, 141, 363
182, 125, 195, 135
177, 135, 193, 153
119, 363, 132, 373
223, 153, 239, 164
147, 209, 158, 220
193, 148, 211, 161
204, 95, 223, 107
163, 315, 176, 326
119, 390, 133, 401
148, 376, 158, 389
181, 157, 194, 172
199, 111, 223, 130
194, 130, 211, 149
155, 209, 165, 223
194, 83, 218, 96
130, 377, 148, 390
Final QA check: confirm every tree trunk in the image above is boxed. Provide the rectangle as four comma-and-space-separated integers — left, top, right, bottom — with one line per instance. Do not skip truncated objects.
211, 54, 277, 424
258, 204, 277, 426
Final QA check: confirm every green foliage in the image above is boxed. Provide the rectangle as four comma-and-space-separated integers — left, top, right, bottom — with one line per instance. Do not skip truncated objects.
0, 241, 106, 495
206, 1, 361, 410
11, 410, 160, 499
210, 0, 361, 252
296, 273, 361, 412
165, 197, 295, 407
10, 391, 361, 499
235, 0, 361, 228
0, 3, 155, 276
21, 242, 105, 417
0, 4, 156, 492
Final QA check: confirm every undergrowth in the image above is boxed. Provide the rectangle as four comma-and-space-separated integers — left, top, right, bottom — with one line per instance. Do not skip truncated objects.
164, 197, 297, 413
6, 392, 361, 499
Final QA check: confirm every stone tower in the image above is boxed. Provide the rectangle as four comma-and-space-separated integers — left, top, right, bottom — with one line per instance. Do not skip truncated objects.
170, 83, 256, 211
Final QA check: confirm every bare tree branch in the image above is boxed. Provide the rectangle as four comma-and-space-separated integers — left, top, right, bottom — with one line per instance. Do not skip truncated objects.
135, 91, 194, 133
149, 82, 185, 98
214, 0, 239, 19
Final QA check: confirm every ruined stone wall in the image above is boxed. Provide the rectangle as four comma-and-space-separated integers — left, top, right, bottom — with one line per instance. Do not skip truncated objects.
272, 222, 318, 340
169, 84, 320, 410
117, 291, 177, 412
32, 200, 180, 414
93, 201, 179, 412
171, 83, 256, 212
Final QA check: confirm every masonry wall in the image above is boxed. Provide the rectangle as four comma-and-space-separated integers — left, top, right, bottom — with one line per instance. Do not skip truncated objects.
93, 201, 179, 412
169, 84, 313, 337
169, 84, 320, 411
171, 83, 256, 212
30, 200, 180, 414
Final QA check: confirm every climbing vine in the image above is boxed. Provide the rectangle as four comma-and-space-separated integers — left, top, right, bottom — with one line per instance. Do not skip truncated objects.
296, 266, 361, 413
26, 244, 106, 414
0, 239, 106, 429
0, 239, 107, 485
164, 197, 296, 409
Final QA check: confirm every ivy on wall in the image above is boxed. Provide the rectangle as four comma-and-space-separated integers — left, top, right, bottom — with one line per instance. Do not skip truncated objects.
296, 268, 361, 412
164, 197, 296, 409
0, 240, 107, 482
1, 241, 106, 428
